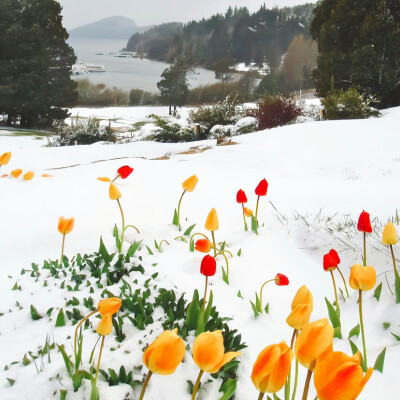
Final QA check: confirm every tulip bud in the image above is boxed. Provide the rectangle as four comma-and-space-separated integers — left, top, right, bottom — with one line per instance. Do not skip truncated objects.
41, 174, 54, 178
382, 222, 398, 245
97, 177, 111, 182
295, 319, 334, 370
323, 253, 337, 271
182, 174, 198, 192
349, 264, 376, 291
286, 285, 313, 330
109, 183, 121, 200
117, 165, 134, 179
0, 152, 11, 166
244, 207, 253, 217
200, 255, 216, 277
193, 330, 241, 373
23, 171, 34, 181
195, 238, 211, 253
251, 342, 294, 394
328, 249, 340, 265
143, 328, 185, 375
205, 208, 219, 231
236, 189, 247, 203
275, 273, 289, 286
357, 210, 372, 233
314, 351, 373, 400
11, 169, 22, 178
1, 174, 7, 178
58, 217, 74, 235
97, 314, 113, 336
98, 297, 122, 316
255, 179, 268, 196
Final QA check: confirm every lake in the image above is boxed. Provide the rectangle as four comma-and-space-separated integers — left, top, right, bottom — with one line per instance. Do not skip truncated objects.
68, 38, 218, 92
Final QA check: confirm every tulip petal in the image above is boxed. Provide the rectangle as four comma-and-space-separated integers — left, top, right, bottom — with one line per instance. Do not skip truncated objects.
208, 351, 241, 374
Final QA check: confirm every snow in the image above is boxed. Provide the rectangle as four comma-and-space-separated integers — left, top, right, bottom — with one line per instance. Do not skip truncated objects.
1, 106, 400, 399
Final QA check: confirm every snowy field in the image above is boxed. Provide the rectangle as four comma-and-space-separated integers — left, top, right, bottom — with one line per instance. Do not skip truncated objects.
1, 106, 400, 399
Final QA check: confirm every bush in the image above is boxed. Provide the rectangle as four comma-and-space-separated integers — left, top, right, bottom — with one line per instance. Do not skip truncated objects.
209, 117, 258, 139
247, 95, 302, 130
322, 87, 380, 120
129, 89, 160, 106
50, 117, 117, 146
76, 79, 128, 106
188, 93, 245, 137
146, 114, 194, 142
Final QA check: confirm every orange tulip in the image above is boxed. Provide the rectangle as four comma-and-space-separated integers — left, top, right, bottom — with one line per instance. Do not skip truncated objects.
41, 173, 54, 178
23, 171, 34, 180
182, 175, 198, 192
205, 208, 219, 231
193, 330, 240, 373
96, 314, 113, 336
11, 169, 22, 178
143, 328, 185, 375
349, 264, 376, 291
251, 342, 294, 394
195, 238, 211, 253
286, 285, 313, 330
0, 152, 11, 165
1, 174, 8, 178
98, 298, 122, 316
58, 217, 74, 235
109, 183, 121, 200
382, 222, 398, 245
295, 319, 334, 370
97, 176, 111, 182
314, 351, 373, 400
244, 207, 253, 217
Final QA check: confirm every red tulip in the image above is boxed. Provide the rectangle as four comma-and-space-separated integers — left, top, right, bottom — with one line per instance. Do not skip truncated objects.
275, 273, 289, 286
329, 249, 340, 265
357, 210, 372, 233
200, 255, 217, 277
117, 165, 134, 179
255, 179, 268, 196
323, 253, 338, 271
236, 189, 248, 204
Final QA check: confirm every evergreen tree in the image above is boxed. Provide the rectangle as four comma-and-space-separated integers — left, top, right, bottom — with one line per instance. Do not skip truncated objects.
0, 0, 77, 127
311, 0, 400, 107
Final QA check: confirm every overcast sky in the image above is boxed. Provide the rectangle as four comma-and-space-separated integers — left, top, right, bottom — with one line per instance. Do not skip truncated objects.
59, 0, 316, 30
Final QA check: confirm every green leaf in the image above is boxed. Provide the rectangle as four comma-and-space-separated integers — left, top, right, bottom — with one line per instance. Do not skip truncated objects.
237, 290, 243, 299
325, 297, 341, 338
23, 354, 31, 366
373, 282, 382, 301
12, 281, 20, 291
126, 240, 142, 259
251, 215, 258, 235
154, 240, 159, 250
75, 333, 84, 370
172, 208, 178, 226
237, 249, 242, 257
55, 309, 66, 327
348, 324, 360, 339
222, 266, 229, 285
395, 273, 400, 304
250, 300, 260, 318
30, 304, 42, 321
72, 372, 83, 391
99, 237, 112, 263
373, 347, 386, 373
57, 345, 73, 377
183, 224, 196, 236
189, 239, 195, 252
196, 309, 205, 336
185, 291, 200, 331
60, 390, 67, 400
349, 339, 360, 355
255, 292, 261, 313
218, 378, 237, 400
391, 332, 400, 341
204, 291, 213, 325
7, 378, 15, 387
264, 302, 269, 314
90, 379, 99, 400
113, 224, 121, 252
382, 322, 391, 330
146, 245, 153, 255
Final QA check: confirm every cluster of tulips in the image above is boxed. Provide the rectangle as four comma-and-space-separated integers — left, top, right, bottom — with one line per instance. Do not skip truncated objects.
0, 151, 52, 179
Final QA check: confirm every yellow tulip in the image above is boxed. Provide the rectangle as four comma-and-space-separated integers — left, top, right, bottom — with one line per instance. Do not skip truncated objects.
349, 264, 376, 291
314, 351, 373, 400
41, 174, 54, 178
182, 175, 198, 192
244, 207, 253, 217
23, 171, 34, 180
205, 208, 219, 231
143, 328, 185, 375
251, 342, 294, 394
97, 176, 111, 182
98, 298, 122, 317
96, 314, 113, 336
11, 169, 22, 178
286, 285, 313, 330
58, 217, 74, 235
193, 330, 240, 373
109, 183, 121, 200
382, 222, 398, 245
295, 319, 334, 370
0, 152, 11, 165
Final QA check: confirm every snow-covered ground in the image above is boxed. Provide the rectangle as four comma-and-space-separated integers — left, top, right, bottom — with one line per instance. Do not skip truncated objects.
1, 106, 400, 399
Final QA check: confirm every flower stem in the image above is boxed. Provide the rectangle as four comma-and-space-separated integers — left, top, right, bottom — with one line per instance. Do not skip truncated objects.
259, 279, 275, 313
301, 369, 313, 400
291, 359, 299, 400
285, 330, 298, 400
359, 289, 367, 366
220, 251, 229, 280
363, 232, 366, 266
290, 329, 298, 349
242, 204, 248, 231
390, 244, 400, 281
74, 309, 98, 358
211, 231, 217, 258
138, 371, 153, 400
330, 270, 340, 314
336, 267, 349, 297
258, 393, 265, 400
191, 369, 204, 400
94, 335, 105, 383
203, 276, 209, 311
177, 190, 186, 231
117, 198, 125, 253
124, 224, 140, 233
255, 196, 260, 226
60, 233, 66, 265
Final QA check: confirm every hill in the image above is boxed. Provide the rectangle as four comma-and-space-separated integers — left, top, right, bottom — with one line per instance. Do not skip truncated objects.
69, 16, 152, 40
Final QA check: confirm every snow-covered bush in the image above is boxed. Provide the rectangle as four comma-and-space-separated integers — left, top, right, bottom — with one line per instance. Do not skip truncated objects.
146, 114, 194, 142
209, 117, 258, 139
322, 87, 380, 120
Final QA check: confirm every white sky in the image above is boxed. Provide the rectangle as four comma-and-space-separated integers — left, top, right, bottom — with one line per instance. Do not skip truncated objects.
59, 0, 316, 30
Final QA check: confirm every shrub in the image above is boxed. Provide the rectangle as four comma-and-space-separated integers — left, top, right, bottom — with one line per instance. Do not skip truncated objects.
188, 93, 245, 137
247, 95, 302, 130
129, 89, 160, 106
146, 114, 194, 142
50, 117, 117, 146
209, 117, 258, 139
322, 87, 380, 120
76, 79, 128, 106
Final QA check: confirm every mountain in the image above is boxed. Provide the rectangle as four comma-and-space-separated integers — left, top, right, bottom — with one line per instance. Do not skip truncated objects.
69, 16, 152, 40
